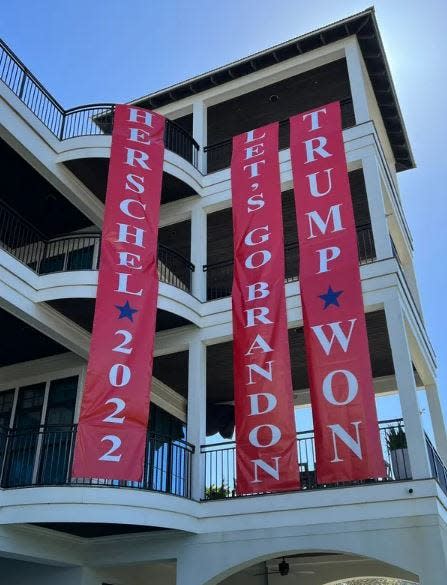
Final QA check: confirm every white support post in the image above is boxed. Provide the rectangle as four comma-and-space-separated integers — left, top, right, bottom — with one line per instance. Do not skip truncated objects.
426, 383, 447, 464
345, 39, 370, 125
384, 295, 431, 479
190, 205, 207, 301
187, 336, 207, 500
193, 100, 207, 174
361, 150, 393, 260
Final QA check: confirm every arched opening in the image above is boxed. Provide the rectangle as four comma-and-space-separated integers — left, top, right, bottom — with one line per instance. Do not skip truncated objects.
210, 552, 418, 585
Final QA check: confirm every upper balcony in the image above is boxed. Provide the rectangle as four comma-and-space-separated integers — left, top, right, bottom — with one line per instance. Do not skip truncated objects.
0, 201, 195, 294
204, 59, 355, 174
0, 39, 199, 170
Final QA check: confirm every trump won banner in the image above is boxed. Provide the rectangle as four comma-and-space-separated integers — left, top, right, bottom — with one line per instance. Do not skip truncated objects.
231, 122, 300, 495
72, 105, 165, 481
290, 102, 385, 484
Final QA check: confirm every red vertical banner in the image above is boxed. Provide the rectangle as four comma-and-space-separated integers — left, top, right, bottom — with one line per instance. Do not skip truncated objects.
290, 102, 385, 484
72, 105, 165, 481
231, 122, 300, 495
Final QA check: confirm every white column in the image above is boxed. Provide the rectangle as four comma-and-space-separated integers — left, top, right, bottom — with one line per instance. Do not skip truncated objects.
361, 150, 393, 260
426, 383, 447, 464
384, 295, 431, 479
187, 336, 207, 500
190, 205, 207, 301
192, 100, 207, 174
345, 39, 370, 125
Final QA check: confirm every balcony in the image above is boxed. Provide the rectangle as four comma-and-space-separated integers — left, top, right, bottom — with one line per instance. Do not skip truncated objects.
205, 97, 354, 174
0, 202, 195, 293
204, 223, 375, 301
204, 57, 355, 174
0, 39, 199, 169
0, 425, 194, 498
1, 419, 445, 501
202, 419, 410, 498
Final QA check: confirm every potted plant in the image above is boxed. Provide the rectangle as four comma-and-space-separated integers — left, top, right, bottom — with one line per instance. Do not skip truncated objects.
386, 425, 411, 480
205, 483, 230, 500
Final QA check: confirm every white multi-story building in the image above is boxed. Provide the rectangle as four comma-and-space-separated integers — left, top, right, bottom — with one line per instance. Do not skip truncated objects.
0, 7, 446, 585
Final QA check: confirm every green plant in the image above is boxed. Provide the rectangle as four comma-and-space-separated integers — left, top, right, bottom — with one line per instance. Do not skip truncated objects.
205, 483, 230, 500
386, 425, 407, 450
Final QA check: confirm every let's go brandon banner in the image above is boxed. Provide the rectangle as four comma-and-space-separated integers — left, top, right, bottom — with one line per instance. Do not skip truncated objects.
290, 102, 384, 484
72, 105, 165, 481
231, 122, 300, 495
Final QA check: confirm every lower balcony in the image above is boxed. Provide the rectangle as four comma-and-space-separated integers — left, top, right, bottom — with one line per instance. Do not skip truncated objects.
0, 425, 194, 497
1, 419, 445, 500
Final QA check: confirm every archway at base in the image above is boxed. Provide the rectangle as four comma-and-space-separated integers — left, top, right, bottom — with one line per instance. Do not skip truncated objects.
208, 552, 418, 585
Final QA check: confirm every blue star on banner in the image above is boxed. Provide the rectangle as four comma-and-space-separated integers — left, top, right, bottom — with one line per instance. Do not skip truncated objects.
318, 285, 343, 309
115, 300, 139, 322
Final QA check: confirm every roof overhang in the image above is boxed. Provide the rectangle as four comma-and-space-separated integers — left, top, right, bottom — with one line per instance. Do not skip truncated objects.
133, 7, 414, 171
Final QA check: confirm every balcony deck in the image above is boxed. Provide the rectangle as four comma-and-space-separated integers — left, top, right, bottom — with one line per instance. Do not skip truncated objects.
0, 39, 200, 169
0, 419, 445, 502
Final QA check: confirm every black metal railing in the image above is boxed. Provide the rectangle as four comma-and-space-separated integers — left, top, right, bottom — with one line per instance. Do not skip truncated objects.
0, 424, 194, 498
165, 118, 199, 168
204, 98, 355, 173
203, 223, 375, 301
0, 202, 195, 292
0, 38, 64, 136
426, 434, 447, 497
203, 258, 233, 301
158, 243, 195, 292
201, 419, 412, 499
61, 103, 115, 139
0, 39, 199, 168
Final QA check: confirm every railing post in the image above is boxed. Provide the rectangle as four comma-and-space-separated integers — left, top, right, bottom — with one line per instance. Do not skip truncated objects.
187, 337, 207, 500
59, 112, 66, 140
18, 70, 27, 99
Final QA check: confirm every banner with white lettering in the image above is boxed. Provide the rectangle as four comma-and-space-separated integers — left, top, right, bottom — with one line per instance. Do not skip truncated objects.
231, 122, 300, 495
72, 105, 164, 481
290, 102, 384, 484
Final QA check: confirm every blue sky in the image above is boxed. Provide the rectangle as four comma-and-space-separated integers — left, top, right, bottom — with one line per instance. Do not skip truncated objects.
1, 1, 446, 425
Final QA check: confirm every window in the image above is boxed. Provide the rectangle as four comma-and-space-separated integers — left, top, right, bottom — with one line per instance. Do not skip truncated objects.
1, 376, 79, 487
0, 389, 14, 428
146, 403, 187, 495
66, 245, 95, 271
3, 382, 46, 486
38, 377, 78, 484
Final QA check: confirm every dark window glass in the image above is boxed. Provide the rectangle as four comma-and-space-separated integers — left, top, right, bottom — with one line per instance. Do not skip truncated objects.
38, 376, 78, 485
0, 389, 14, 471
149, 402, 185, 441
14, 383, 45, 429
39, 253, 65, 274
0, 389, 14, 428
3, 383, 45, 487
146, 404, 187, 495
45, 376, 77, 426
67, 245, 94, 271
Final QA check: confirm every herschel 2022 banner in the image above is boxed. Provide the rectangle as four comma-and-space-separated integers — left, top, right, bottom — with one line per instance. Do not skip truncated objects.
72, 105, 165, 482
231, 122, 300, 495
290, 101, 384, 484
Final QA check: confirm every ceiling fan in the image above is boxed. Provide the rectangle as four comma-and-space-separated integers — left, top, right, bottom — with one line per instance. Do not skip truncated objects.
253, 557, 315, 577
